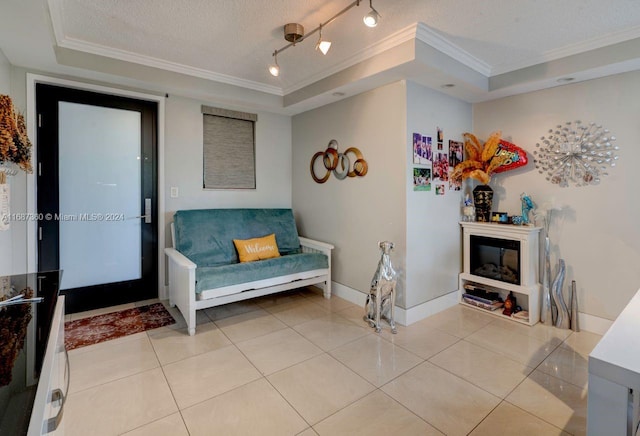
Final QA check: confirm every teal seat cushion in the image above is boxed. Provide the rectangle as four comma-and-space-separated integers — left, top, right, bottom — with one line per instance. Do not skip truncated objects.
174, 209, 302, 267
195, 252, 328, 293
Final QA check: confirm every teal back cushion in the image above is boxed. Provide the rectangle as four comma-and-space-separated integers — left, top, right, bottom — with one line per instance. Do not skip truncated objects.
173, 209, 301, 266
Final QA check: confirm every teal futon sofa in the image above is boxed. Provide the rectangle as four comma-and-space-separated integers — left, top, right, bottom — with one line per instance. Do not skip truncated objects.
165, 209, 333, 335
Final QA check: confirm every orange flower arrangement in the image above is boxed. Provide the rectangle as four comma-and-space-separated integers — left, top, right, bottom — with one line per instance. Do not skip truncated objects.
0, 94, 33, 173
450, 131, 507, 185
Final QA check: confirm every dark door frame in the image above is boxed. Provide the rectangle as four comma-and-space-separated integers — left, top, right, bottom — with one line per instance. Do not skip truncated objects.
35, 82, 159, 313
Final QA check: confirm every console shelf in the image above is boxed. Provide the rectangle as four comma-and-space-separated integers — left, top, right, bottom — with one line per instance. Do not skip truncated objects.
459, 222, 542, 326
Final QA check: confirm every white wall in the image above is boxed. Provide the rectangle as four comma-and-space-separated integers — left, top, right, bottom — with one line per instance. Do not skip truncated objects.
0, 49, 12, 274
7, 68, 294, 287
292, 82, 408, 305
164, 95, 293, 245
405, 81, 472, 308
473, 71, 640, 321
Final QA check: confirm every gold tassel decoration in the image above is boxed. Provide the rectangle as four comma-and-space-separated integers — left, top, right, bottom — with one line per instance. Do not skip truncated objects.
0, 94, 33, 174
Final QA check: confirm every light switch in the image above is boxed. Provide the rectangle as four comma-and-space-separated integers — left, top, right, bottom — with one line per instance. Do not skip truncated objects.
170, 187, 179, 198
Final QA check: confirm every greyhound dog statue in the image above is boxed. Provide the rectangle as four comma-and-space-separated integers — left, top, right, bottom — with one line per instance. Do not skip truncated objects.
364, 241, 397, 333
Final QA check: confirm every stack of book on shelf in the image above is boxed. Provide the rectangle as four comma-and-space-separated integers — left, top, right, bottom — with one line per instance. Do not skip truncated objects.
462, 283, 504, 311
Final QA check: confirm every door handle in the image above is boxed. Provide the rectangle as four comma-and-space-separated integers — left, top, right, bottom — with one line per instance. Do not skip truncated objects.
144, 198, 152, 223
130, 199, 152, 223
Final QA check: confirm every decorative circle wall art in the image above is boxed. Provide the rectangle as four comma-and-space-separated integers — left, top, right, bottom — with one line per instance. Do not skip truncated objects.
534, 121, 619, 187
310, 139, 368, 183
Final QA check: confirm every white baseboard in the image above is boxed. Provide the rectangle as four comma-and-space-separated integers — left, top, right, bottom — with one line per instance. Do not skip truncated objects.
577, 312, 613, 335
330, 282, 458, 326
330, 282, 612, 334
331, 282, 367, 306
401, 291, 460, 325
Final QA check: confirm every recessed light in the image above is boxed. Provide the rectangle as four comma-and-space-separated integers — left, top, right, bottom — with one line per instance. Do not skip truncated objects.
557, 77, 575, 83
332, 92, 346, 97
441, 84, 455, 88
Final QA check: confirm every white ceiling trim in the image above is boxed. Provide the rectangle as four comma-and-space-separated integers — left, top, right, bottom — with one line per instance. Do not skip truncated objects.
283, 22, 419, 95
47, 1, 282, 96
47, 0, 67, 46
415, 23, 491, 77
54, 36, 284, 96
490, 24, 640, 75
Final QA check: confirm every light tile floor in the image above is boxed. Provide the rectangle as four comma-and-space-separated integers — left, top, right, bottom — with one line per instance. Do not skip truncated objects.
64, 288, 600, 435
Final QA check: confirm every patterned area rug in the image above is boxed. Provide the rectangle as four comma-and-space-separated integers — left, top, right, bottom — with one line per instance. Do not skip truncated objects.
65, 303, 175, 350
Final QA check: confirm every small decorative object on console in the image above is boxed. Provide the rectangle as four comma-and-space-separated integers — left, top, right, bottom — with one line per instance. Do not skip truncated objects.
462, 194, 475, 222
473, 184, 493, 222
491, 212, 508, 223
510, 215, 523, 225
520, 192, 535, 225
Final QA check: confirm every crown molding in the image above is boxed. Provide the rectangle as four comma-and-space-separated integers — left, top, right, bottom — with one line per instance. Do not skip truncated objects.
415, 23, 491, 77
283, 22, 420, 95
47, 0, 282, 96
56, 37, 284, 96
490, 24, 640, 75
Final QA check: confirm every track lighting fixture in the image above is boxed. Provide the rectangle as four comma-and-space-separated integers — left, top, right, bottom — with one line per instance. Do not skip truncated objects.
268, 0, 380, 77
315, 24, 332, 55
363, 0, 380, 27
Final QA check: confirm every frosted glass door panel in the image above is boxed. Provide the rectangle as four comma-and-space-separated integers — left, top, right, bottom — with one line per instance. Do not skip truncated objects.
59, 102, 142, 290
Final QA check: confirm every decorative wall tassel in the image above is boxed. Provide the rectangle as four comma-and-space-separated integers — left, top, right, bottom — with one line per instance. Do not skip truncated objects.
551, 259, 570, 329
570, 280, 580, 332
540, 236, 552, 324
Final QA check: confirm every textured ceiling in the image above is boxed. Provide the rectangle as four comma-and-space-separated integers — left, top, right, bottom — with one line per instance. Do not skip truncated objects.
1, 0, 640, 111
51, 0, 640, 93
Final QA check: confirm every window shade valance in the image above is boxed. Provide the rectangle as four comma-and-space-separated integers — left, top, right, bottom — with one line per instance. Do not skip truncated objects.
201, 105, 258, 122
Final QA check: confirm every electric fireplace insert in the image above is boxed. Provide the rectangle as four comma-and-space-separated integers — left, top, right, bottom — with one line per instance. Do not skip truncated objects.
469, 235, 521, 285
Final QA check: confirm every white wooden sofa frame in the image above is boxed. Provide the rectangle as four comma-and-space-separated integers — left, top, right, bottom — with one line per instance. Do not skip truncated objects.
165, 223, 334, 335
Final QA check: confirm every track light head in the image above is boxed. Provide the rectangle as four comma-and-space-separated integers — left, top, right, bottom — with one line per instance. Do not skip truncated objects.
316, 40, 332, 55
363, 0, 380, 27
315, 24, 332, 55
268, 52, 280, 77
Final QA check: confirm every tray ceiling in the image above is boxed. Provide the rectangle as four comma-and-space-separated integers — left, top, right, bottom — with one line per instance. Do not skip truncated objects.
1, 0, 640, 111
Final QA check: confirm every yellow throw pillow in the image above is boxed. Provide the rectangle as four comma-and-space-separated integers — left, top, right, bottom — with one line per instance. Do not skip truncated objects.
233, 234, 281, 263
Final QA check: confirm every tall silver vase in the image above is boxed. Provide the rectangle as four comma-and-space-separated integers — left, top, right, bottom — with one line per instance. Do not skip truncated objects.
551, 259, 570, 329
540, 236, 552, 324
570, 280, 580, 332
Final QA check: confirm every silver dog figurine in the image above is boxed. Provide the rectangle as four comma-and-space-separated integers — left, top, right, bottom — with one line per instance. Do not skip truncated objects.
364, 241, 397, 333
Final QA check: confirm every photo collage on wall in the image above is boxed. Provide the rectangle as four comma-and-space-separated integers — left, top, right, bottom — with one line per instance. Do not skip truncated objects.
412, 132, 432, 191
412, 127, 464, 194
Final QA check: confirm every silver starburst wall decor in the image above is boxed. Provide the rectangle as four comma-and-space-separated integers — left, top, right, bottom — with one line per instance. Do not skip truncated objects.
534, 121, 619, 187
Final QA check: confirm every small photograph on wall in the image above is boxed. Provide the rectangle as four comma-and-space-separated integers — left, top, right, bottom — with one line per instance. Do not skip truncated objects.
449, 140, 463, 168
423, 136, 433, 162
449, 176, 461, 191
412, 133, 432, 164
433, 152, 449, 181
437, 127, 444, 150
435, 183, 446, 195
413, 167, 432, 191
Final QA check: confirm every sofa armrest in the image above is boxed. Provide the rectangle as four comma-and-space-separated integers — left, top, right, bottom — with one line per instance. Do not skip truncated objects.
299, 237, 333, 299
164, 247, 197, 270
299, 237, 334, 253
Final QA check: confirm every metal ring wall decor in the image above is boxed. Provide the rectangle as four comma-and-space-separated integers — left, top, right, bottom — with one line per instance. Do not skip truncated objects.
310, 140, 368, 183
